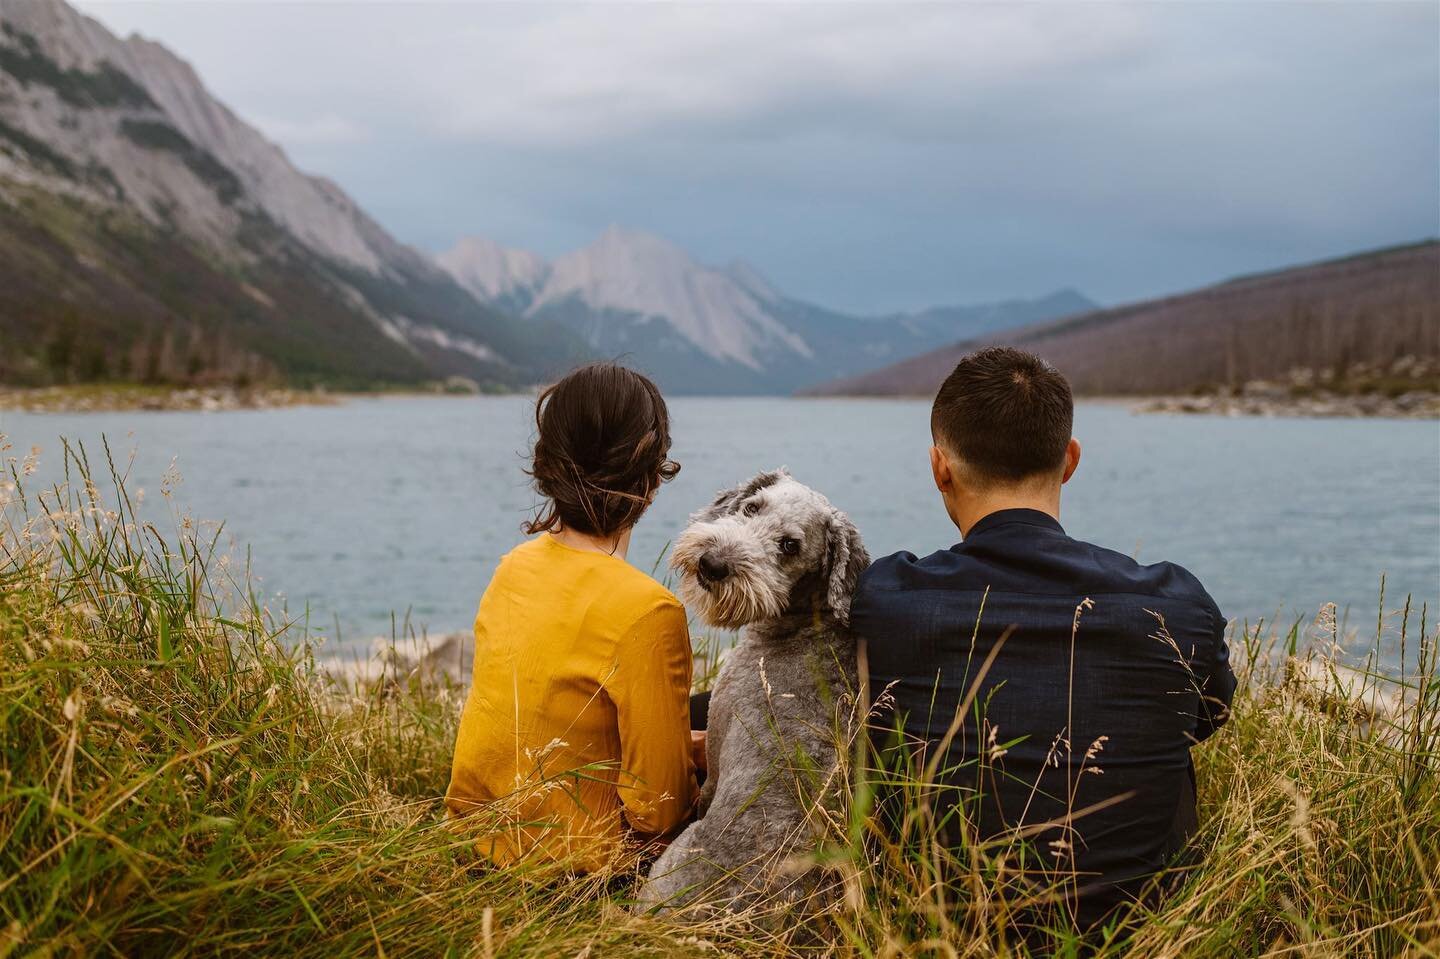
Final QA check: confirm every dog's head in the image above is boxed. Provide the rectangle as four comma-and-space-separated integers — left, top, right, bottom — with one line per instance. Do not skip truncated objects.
671, 469, 868, 630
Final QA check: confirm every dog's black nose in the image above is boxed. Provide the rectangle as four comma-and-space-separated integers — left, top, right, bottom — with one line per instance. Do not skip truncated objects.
697, 553, 730, 583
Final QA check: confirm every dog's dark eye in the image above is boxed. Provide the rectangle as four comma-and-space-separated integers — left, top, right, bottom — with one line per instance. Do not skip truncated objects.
743, 501, 761, 517
779, 537, 800, 556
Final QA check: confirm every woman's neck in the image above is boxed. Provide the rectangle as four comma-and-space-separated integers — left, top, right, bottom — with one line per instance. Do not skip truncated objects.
551, 525, 633, 560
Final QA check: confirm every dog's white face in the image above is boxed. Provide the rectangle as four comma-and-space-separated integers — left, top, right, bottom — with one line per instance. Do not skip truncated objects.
672, 469, 866, 630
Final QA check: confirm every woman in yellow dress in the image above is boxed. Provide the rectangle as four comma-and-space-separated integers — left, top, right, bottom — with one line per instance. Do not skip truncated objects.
446, 363, 699, 870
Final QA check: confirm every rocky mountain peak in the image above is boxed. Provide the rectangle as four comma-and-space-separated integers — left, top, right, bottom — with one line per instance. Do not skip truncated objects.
2, 0, 399, 274
0, 0, 110, 70
1, 0, 580, 389
435, 236, 549, 303
586, 224, 696, 275
433, 225, 1099, 392
528, 226, 812, 370
724, 259, 781, 304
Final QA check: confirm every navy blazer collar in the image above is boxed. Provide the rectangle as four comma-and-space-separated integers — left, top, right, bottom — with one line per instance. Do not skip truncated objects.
964, 508, 1065, 540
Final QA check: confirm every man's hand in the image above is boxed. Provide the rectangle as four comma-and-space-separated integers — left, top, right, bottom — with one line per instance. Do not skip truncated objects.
690, 730, 707, 774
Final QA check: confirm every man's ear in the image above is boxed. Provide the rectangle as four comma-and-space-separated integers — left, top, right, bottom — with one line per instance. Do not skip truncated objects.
825, 509, 870, 626
929, 445, 953, 494
1061, 438, 1082, 484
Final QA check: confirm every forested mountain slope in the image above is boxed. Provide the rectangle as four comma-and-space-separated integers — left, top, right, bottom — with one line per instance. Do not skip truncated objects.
808, 242, 1440, 397
0, 0, 584, 389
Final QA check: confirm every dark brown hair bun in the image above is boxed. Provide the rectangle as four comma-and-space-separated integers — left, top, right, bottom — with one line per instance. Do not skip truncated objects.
523, 363, 680, 538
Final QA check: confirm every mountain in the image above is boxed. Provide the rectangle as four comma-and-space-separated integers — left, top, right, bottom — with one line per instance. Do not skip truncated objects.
433, 236, 548, 316
807, 241, 1440, 397
0, 0, 1089, 395
439, 227, 1095, 394
0, 0, 583, 389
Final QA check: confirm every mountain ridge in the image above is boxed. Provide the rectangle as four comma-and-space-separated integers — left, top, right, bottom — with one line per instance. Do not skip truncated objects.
0, 0, 583, 389
438, 228, 1096, 394
2, 0, 1094, 396
806, 241, 1440, 397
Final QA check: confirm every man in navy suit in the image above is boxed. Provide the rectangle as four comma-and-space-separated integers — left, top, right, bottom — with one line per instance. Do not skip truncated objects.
853, 346, 1235, 934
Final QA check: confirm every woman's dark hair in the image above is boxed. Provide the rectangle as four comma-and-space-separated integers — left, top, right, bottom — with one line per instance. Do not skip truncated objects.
523, 363, 680, 538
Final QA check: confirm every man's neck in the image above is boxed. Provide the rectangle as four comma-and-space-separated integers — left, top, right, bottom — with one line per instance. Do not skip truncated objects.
952, 490, 1061, 539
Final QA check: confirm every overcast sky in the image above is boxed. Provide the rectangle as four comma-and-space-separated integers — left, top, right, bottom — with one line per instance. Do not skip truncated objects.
77, 1, 1439, 313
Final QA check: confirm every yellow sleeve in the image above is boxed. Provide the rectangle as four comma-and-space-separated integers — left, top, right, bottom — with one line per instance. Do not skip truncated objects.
602, 599, 697, 836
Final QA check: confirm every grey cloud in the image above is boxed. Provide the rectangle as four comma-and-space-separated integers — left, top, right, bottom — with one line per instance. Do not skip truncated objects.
77, 1, 1439, 312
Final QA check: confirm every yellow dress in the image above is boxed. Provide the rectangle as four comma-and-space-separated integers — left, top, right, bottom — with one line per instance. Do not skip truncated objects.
446, 534, 697, 869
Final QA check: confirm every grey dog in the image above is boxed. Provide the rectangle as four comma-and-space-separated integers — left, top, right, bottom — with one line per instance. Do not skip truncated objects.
636, 468, 869, 917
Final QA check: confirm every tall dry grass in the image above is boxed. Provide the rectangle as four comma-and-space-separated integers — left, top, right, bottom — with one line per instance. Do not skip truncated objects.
1, 439, 1436, 956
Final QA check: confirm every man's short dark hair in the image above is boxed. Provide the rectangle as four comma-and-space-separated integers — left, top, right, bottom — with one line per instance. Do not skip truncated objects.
931, 346, 1074, 483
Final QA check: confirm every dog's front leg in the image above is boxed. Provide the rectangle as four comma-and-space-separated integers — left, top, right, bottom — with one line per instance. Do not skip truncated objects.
695, 640, 744, 817
696, 698, 730, 818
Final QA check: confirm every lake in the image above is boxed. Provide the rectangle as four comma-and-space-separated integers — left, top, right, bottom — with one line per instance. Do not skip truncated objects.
3, 397, 1437, 664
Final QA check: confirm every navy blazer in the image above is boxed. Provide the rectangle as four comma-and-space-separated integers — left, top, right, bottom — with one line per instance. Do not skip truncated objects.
853, 508, 1235, 929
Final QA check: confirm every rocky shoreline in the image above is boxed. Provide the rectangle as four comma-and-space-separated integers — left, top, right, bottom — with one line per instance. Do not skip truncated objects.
0, 385, 341, 414
0, 375, 512, 414
1134, 391, 1439, 419
1132, 358, 1439, 419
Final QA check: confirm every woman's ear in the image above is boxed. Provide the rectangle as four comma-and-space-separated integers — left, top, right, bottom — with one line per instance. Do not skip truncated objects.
825, 509, 870, 626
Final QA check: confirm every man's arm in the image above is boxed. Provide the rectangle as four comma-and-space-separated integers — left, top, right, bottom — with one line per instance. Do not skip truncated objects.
1193, 600, 1236, 743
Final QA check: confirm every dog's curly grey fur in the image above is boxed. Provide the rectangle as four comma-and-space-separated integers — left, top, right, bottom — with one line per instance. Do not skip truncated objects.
636, 469, 868, 917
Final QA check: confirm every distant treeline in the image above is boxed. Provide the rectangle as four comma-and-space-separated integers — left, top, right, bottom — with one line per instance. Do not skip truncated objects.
0, 184, 432, 391
812, 241, 1440, 397
37, 319, 274, 387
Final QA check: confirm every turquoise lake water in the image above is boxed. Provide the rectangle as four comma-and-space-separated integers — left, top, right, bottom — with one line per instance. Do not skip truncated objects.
3, 397, 1436, 664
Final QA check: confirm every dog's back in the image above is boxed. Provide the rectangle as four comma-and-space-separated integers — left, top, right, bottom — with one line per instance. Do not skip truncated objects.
637, 470, 868, 918
637, 622, 856, 914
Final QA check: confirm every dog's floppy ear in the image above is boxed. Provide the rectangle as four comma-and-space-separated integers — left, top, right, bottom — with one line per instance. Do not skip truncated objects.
824, 508, 869, 626
691, 468, 788, 522
692, 483, 745, 523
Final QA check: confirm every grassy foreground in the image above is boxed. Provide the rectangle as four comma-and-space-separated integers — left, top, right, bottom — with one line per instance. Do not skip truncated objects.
2, 441, 1437, 957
